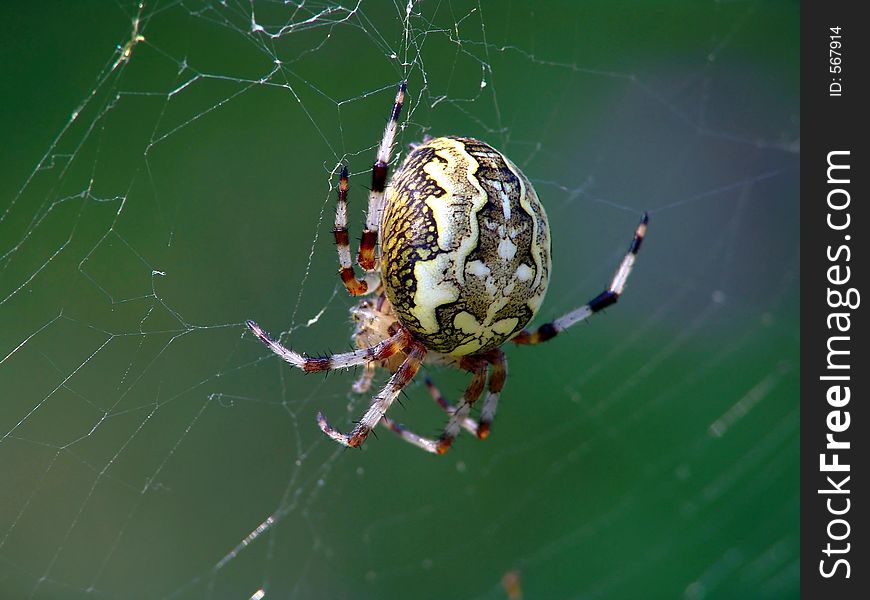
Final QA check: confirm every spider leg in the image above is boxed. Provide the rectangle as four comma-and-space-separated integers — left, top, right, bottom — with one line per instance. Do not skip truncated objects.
378, 374, 477, 452
422, 377, 478, 436
246, 320, 408, 371
318, 341, 426, 448
513, 212, 648, 345
333, 167, 378, 295
420, 349, 506, 440
358, 81, 407, 272
379, 417, 441, 453
381, 356, 489, 454
476, 349, 507, 440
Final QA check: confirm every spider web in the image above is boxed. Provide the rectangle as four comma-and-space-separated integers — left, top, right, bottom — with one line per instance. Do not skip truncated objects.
0, 1, 799, 599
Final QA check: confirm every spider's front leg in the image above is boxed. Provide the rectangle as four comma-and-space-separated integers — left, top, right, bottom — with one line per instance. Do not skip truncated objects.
246, 320, 409, 372
247, 320, 423, 449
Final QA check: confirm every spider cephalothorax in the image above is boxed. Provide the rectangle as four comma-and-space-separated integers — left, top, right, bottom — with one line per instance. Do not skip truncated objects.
247, 82, 647, 454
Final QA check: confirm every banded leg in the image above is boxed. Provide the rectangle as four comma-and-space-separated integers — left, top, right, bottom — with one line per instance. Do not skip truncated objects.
416, 350, 506, 440
513, 212, 648, 345
334, 166, 376, 295
379, 374, 479, 452
246, 320, 408, 372
381, 356, 489, 454
318, 341, 426, 448
423, 377, 478, 436
476, 349, 506, 440
358, 81, 407, 271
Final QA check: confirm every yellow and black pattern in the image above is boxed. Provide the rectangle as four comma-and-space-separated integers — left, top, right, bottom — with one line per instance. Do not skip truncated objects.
380, 136, 552, 356
247, 82, 647, 454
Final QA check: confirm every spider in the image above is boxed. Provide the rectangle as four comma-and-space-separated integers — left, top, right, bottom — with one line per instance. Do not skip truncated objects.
247, 81, 648, 454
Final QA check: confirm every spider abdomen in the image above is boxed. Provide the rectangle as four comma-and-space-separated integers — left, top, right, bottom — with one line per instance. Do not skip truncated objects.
380, 136, 552, 356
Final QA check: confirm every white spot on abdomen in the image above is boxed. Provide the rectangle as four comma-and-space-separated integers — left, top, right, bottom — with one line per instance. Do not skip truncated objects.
498, 238, 517, 261
515, 263, 534, 281
466, 260, 491, 278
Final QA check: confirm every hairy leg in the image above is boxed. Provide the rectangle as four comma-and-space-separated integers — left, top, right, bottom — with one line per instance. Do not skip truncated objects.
318, 341, 426, 448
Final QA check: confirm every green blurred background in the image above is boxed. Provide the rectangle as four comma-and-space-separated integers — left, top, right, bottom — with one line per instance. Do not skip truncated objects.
0, 1, 799, 599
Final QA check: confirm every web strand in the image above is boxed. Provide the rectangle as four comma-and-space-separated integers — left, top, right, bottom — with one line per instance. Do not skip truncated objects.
0, 2, 798, 599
